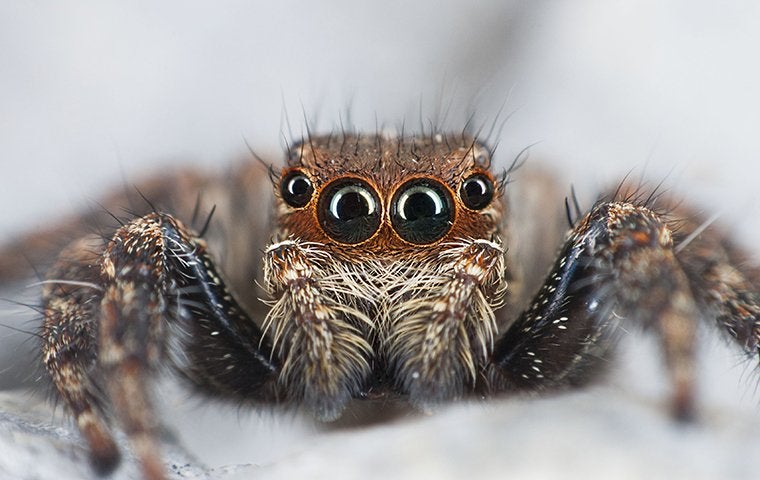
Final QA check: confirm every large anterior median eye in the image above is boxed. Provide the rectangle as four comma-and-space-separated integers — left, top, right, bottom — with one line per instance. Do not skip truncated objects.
280, 170, 314, 208
318, 178, 381, 244
391, 178, 453, 244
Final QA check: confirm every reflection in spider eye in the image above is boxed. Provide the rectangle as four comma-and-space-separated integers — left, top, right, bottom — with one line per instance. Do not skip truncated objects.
329, 185, 376, 219
460, 173, 494, 210
280, 171, 314, 208
318, 179, 381, 244
391, 178, 453, 244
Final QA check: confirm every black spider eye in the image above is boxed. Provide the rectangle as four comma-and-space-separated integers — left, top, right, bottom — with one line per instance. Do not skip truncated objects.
460, 173, 494, 210
318, 178, 381, 244
280, 171, 314, 208
391, 178, 453, 244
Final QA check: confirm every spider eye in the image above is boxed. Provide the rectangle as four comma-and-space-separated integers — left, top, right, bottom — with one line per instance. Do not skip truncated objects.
460, 173, 494, 210
318, 178, 381, 244
391, 178, 453, 244
280, 171, 314, 208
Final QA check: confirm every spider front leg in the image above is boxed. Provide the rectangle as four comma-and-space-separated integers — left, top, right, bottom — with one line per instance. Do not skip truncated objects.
42, 213, 278, 480
490, 201, 723, 420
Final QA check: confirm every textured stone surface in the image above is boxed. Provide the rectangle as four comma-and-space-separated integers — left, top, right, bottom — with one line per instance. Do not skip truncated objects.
2, 337, 760, 480
0, 391, 214, 480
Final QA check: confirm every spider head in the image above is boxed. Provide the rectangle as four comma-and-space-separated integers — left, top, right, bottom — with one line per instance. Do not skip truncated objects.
263, 133, 510, 413
274, 133, 505, 258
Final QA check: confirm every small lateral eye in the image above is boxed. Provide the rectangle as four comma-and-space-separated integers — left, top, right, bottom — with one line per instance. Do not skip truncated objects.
318, 178, 382, 244
280, 171, 314, 208
460, 173, 494, 210
391, 178, 453, 244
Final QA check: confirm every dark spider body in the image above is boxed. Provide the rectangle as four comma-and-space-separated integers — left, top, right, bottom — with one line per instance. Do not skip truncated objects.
1, 132, 759, 480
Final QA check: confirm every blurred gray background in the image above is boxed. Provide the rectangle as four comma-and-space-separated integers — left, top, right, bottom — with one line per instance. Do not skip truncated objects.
1, 1, 760, 479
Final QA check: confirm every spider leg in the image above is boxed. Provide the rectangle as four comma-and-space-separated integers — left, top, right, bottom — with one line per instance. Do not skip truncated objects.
42, 213, 278, 480
674, 213, 760, 360
41, 236, 121, 475
490, 201, 700, 420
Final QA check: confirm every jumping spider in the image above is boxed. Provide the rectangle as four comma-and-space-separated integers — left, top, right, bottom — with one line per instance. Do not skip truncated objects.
1, 131, 759, 480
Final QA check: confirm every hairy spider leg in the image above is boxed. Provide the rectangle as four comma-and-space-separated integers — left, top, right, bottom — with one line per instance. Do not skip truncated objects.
674, 213, 760, 362
42, 213, 279, 480
41, 236, 121, 475
491, 201, 706, 420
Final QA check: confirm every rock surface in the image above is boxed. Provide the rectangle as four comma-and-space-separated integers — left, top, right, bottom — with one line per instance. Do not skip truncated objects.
2, 343, 759, 480
0, 390, 218, 479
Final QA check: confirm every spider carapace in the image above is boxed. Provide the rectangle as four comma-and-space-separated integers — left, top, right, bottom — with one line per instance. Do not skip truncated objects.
2, 132, 759, 480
